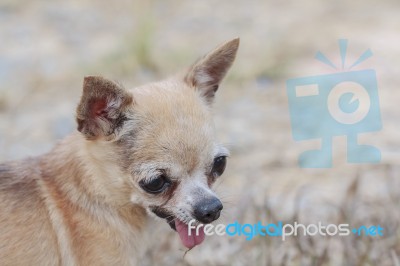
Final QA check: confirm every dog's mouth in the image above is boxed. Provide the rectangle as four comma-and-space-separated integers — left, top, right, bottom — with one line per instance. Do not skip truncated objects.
151, 207, 176, 230
151, 207, 205, 249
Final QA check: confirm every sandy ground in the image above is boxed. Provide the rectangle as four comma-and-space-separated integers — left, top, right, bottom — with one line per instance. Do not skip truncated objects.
1, 0, 400, 265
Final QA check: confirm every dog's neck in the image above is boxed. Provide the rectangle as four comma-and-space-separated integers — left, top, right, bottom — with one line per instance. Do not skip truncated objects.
40, 132, 145, 220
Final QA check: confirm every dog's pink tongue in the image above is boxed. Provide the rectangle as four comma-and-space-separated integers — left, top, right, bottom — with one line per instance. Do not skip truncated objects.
175, 220, 205, 249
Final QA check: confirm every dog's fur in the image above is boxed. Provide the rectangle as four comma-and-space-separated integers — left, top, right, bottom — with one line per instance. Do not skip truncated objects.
0, 38, 239, 265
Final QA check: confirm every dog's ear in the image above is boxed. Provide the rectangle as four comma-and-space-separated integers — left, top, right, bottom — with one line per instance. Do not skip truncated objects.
184, 38, 239, 104
76, 76, 133, 140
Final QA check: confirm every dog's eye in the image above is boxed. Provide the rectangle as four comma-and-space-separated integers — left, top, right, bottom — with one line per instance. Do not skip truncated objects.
140, 176, 170, 194
212, 156, 227, 177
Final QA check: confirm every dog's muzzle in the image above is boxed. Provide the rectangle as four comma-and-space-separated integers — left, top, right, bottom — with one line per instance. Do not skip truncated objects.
150, 196, 223, 231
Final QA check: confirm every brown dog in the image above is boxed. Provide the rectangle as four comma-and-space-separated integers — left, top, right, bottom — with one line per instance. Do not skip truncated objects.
0, 38, 239, 265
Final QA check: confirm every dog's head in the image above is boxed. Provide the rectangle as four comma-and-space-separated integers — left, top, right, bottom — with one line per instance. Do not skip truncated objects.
75, 38, 239, 248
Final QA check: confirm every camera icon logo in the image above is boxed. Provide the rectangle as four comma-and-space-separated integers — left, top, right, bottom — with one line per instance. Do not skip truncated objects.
286, 40, 382, 168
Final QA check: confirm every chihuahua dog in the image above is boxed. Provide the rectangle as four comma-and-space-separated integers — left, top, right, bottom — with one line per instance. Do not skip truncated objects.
0, 38, 239, 265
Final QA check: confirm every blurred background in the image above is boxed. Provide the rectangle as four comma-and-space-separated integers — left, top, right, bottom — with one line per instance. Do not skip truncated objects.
1, 0, 400, 265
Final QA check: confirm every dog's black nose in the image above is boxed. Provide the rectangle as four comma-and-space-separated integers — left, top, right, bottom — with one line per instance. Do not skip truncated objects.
193, 197, 223, 224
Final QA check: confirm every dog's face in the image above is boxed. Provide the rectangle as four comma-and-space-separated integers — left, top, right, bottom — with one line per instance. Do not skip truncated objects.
75, 38, 239, 248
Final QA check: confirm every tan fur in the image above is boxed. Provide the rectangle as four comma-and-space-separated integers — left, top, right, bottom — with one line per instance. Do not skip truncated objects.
0, 38, 239, 265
